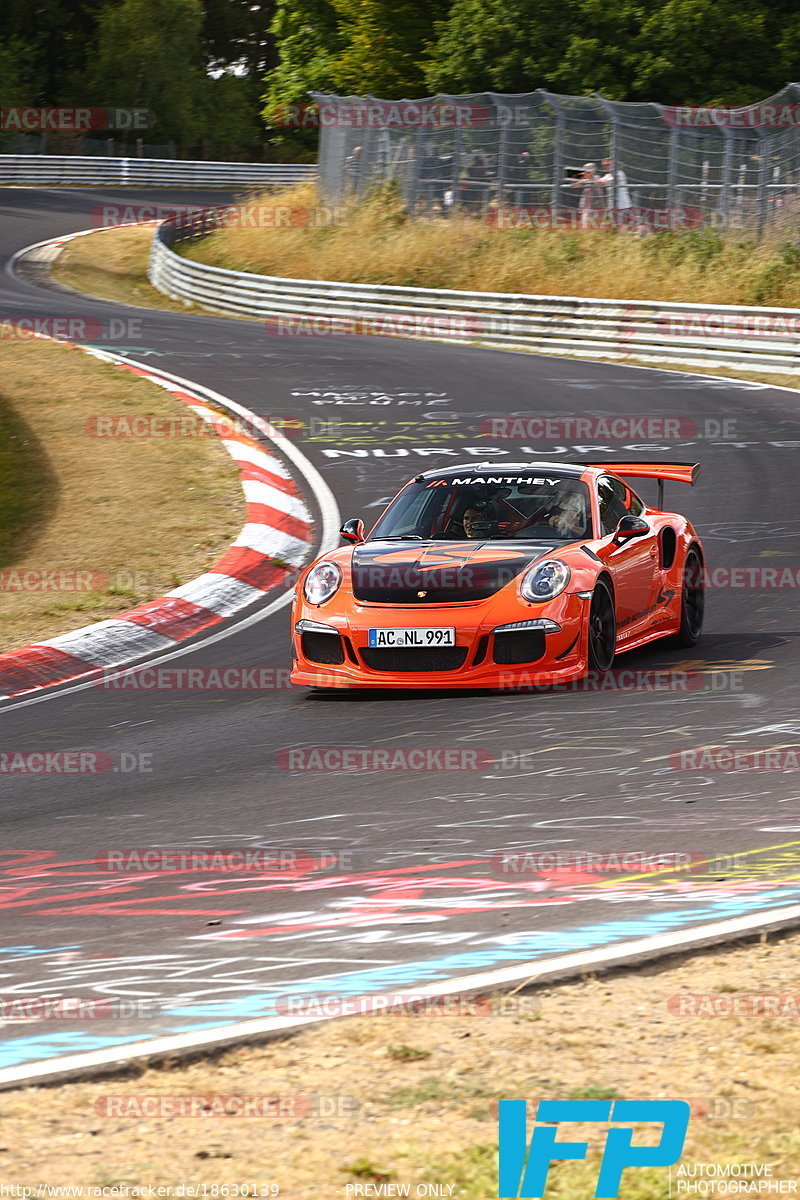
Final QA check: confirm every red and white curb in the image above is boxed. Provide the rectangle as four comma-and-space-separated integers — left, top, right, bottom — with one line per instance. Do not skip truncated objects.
0, 231, 332, 699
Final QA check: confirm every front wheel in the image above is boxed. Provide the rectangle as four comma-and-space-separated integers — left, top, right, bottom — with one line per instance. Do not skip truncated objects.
587, 580, 616, 672
672, 546, 705, 647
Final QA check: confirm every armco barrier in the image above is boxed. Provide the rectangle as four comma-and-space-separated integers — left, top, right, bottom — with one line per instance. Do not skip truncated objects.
0, 155, 316, 188
148, 209, 800, 375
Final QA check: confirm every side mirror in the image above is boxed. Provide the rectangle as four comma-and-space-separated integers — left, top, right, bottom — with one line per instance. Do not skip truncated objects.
340, 518, 365, 545
613, 515, 650, 544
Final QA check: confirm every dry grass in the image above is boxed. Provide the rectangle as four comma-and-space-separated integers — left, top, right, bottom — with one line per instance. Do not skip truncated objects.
3, 930, 800, 1195
180, 184, 800, 307
50, 216, 800, 402
0, 337, 242, 651
51, 224, 192, 311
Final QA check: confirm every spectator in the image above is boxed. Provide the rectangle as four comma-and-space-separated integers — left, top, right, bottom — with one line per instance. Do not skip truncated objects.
344, 145, 363, 193
460, 148, 493, 213
507, 149, 533, 206
599, 157, 633, 227
571, 162, 603, 229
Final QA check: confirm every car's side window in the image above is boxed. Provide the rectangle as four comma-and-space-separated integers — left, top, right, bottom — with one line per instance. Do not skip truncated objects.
598, 475, 629, 534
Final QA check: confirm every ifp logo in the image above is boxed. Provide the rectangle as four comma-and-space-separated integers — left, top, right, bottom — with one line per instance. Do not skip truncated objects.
498, 1099, 690, 1197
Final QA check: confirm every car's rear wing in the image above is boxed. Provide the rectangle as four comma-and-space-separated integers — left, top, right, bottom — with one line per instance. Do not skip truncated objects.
577, 462, 700, 508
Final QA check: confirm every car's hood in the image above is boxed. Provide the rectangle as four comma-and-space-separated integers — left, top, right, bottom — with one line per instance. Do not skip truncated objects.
351, 540, 560, 603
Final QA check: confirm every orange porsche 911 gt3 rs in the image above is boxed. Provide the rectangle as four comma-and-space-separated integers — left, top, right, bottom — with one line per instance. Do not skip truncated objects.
290, 460, 704, 689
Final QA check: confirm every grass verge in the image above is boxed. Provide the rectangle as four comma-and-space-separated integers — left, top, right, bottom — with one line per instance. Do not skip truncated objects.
177, 184, 800, 307
51, 224, 191, 312
2, 929, 800, 1195
0, 337, 242, 651
50, 217, 800, 402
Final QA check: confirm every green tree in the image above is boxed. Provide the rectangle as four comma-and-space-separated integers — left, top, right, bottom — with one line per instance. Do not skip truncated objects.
200, 72, 263, 157
633, 0, 780, 104
0, 38, 42, 146
87, 0, 208, 147
424, 0, 800, 105
2, 0, 105, 102
263, 0, 343, 115
330, 0, 448, 97
203, 0, 278, 82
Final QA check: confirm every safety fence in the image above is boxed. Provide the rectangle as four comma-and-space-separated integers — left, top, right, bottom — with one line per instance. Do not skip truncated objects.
0, 155, 316, 188
312, 85, 800, 235
147, 207, 800, 375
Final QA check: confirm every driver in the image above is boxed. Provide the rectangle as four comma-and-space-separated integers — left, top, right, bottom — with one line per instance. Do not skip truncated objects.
462, 502, 498, 539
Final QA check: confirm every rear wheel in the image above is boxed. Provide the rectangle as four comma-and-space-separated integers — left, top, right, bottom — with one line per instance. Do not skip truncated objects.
587, 579, 616, 672
672, 546, 705, 647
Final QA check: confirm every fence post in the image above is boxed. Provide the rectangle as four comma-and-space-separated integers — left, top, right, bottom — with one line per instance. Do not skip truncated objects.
666, 121, 679, 224
755, 130, 774, 237
719, 129, 733, 231
451, 122, 463, 212
408, 122, 425, 213
494, 95, 509, 208
541, 91, 565, 218
359, 100, 377, 198
595, 95, 618, 216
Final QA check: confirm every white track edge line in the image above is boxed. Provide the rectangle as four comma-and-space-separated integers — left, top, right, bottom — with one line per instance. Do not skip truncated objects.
1, 900, 799, 1090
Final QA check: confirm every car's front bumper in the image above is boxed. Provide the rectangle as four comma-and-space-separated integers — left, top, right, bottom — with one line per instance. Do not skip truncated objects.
290, 591, 589, 690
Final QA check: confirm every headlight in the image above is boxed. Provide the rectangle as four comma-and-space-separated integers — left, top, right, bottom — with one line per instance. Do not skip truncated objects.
520, 559, 571, 602
303, 561, 342, 605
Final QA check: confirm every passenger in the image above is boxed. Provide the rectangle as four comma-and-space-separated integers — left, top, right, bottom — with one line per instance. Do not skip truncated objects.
548, 491, 588, 538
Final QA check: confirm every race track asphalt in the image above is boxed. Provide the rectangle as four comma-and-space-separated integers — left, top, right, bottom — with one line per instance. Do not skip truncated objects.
1, 187, 799, 1070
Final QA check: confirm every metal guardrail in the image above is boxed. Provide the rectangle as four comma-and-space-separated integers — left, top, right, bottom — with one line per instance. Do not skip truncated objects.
0, 155, 316, 188
148, 208, 800, 375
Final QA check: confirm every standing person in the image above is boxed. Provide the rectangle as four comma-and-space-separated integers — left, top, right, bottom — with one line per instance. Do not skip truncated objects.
571, 162, 602, 229
507, 149, 532, 206
599, 157, 633, 227
461, 147, 493, 213
343, 145, 363, 194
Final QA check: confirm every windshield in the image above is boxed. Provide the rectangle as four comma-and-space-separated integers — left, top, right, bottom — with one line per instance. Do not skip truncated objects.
369, 476, 593, 542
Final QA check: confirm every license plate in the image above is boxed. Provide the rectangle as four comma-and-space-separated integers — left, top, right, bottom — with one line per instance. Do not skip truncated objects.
368, 627, 456, 648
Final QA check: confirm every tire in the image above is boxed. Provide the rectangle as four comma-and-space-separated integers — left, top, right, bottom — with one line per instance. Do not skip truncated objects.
587, 579, 616, 672
672, 546, 705, 647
